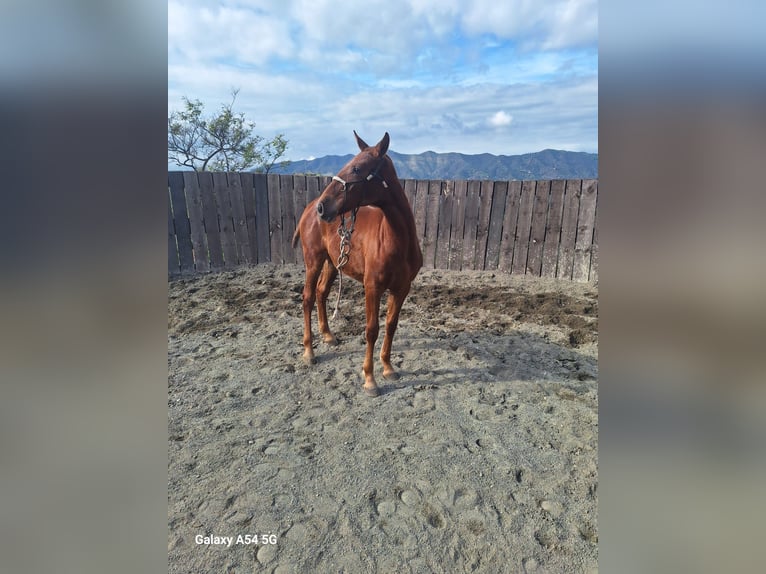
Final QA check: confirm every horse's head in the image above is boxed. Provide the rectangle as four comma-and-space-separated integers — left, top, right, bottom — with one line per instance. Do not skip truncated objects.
316, 131, 393, 222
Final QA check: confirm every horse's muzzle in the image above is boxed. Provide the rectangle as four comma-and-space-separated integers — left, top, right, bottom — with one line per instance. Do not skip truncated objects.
316, 201, 335, 222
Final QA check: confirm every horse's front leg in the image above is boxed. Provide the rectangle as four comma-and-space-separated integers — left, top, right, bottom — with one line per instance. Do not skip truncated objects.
362, 286, 383, 396
316, 260, 339, 346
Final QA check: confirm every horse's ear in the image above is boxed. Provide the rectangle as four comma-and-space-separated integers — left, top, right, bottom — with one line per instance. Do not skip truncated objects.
354, 130, 369, 151
375, 132, 390, 156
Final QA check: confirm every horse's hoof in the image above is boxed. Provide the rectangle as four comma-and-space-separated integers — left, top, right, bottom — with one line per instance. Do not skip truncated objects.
303, 354, 316, 366
322, 333, 338, 346
383, 371, 400, 381
363, 385, 380, 397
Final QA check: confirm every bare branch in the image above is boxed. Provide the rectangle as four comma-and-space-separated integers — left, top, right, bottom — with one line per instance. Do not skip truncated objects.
168, 93, 289, 173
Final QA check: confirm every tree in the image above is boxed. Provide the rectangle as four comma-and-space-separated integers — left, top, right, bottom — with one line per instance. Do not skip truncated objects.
168, 89, 289, 173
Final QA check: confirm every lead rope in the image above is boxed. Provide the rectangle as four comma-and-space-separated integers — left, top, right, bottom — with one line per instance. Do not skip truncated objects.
332, 209, 357, 319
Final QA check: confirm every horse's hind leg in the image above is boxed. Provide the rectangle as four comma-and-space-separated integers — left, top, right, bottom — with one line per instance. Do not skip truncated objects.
380, 287, 409, 380
301, 260, 323, 365
316, 260, 338, 346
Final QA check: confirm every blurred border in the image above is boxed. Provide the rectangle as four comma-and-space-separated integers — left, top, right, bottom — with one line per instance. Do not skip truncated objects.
600, 2, 766, 572
0, 2, 167, 573
3, 2, 766, 573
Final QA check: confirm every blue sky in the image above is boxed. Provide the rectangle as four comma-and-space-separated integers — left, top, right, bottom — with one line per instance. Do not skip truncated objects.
168, 0, 597, 161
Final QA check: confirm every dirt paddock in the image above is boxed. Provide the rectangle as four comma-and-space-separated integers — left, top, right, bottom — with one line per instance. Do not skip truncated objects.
168, 264, 598, 573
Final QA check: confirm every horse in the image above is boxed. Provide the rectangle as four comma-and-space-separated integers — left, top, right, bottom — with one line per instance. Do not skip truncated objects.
292, 131, 423, 396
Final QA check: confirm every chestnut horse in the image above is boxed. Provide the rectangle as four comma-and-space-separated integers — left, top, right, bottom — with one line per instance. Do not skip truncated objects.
292, 131, 423, 396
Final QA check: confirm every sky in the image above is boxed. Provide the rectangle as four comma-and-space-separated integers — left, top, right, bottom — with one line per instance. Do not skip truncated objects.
168, 0, 597, 162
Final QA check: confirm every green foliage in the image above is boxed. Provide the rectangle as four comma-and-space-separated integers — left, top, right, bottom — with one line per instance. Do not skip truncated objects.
168, 89, 289, 173
253, 134, 290, 174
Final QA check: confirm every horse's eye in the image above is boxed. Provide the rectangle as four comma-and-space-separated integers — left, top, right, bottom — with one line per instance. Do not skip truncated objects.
352, 166, 360, 174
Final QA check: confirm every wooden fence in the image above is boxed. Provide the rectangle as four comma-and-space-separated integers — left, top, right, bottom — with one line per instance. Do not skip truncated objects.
168, 172, 598, 282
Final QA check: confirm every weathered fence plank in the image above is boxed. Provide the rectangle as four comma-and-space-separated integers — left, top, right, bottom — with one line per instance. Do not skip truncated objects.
498, 180, 522, 273
254, 174, 271, 263
527, 180, 551, 277
279, 175, 297, 264
168, 172, 194, 273
292, 175, 308, 265
558, 179, 582, 280
292, 175, 308, 216
448, 180, 467, 270
461, 180, 481, 270
168, 187, 179, 275
168, 172, 598, 282
485, 180, 508, 270
227, 172, 251, 266
512, 180, 536, 275
423, 180, 442, 268
267, 174, 283, 264
239, 173, 260, 264
572, 179, 598, 282
473, 181, 494, 271
590, 215, 598, 282
198, 172, 224, 270
435, 180, 454, 270
305, 176, 319, 205
541, 179, 566, 278
413, 180, 429, 255
403, 179, 417, 211
212, 172, 238, 268
182, 171, 209, 273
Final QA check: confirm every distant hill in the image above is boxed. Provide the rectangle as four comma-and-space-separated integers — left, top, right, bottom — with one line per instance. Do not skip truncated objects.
272, 149, 597, 180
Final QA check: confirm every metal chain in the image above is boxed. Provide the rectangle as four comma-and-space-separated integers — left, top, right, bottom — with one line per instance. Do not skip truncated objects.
332, 210, 357, 319
336, 226, 352, 269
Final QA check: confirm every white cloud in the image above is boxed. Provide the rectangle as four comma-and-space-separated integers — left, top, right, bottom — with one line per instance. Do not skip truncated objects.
168, 0, 294, 65
489, 111, 513, 127
168, 0, 598, 160
460, 0, 597, 50
169, 0, 596, 72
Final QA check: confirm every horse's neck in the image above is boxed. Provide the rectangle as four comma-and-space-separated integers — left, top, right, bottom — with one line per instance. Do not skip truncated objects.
381, 182, 418, 245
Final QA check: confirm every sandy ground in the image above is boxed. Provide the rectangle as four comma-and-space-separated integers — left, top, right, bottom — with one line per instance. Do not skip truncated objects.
168, 264, 598, 573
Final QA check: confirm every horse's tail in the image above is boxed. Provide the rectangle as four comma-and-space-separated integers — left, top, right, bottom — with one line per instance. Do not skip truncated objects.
291, 227, 301, 249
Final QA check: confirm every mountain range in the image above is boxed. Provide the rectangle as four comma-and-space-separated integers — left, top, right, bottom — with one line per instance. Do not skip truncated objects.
272, 149, 597, 180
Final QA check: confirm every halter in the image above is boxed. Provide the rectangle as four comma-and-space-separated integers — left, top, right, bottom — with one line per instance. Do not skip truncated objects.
331, 155, 389, 192
330, 153, 390, 260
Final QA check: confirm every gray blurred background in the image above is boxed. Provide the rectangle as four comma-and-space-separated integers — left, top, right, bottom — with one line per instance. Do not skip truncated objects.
1, 1, 765, 572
